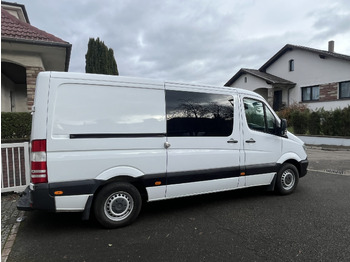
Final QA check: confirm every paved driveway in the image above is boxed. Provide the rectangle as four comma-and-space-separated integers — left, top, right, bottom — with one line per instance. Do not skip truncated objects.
7, 149, 350, 262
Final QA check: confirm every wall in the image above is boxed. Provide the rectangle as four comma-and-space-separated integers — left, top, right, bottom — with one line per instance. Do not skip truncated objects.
26, 66, 44, 111
231, 74, 269, 91
266, 49, 350, 110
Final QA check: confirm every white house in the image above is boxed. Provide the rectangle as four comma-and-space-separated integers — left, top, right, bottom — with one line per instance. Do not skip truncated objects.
225, 42, 350, 111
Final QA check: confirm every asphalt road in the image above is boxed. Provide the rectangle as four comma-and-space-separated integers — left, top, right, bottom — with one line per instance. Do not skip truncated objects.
8, 149, 350, 262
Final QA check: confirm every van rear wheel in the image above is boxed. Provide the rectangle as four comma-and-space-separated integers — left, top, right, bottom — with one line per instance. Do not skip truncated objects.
275, 163, 299, 195
94, 182, 142, 228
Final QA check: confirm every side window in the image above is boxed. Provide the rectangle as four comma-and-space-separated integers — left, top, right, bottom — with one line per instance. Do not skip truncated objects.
244, 98, 277, 135
244, 99, 266, 132
166, 90, 233, 136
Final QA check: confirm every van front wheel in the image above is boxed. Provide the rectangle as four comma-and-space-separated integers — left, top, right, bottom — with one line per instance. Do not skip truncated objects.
275, 163, 299, 195
94, 182, 142, 228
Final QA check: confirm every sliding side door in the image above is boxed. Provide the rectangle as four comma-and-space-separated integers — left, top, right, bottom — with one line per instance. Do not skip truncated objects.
165, 84, 241, 198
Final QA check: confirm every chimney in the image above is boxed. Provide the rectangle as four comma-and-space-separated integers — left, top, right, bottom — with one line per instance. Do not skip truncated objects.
328, 40, 335, 52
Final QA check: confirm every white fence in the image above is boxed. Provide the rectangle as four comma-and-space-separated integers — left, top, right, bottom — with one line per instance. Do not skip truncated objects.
1, 142, 30, 193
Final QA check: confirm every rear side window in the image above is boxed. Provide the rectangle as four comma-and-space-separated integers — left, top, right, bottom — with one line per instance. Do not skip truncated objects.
244, 98, 277, 134
51, 84, 166, 137
166, 90, 233, 136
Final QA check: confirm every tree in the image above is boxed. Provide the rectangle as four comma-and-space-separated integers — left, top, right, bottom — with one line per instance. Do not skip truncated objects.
85, 37, 119, 75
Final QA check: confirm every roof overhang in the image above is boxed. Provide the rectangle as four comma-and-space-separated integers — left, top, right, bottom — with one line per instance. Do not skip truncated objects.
224, 68, 295, 88
259, 44, 350, 72
2, 37, 72, 71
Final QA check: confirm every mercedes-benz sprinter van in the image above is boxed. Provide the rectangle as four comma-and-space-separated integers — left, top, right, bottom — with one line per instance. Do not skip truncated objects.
18, 72, 308, 228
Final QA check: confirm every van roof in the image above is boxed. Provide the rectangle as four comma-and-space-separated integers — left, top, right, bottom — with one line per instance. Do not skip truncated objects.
42, 71, 263, 99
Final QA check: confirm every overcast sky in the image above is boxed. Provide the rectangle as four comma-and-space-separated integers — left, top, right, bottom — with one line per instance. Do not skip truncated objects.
25, 0, 350, 86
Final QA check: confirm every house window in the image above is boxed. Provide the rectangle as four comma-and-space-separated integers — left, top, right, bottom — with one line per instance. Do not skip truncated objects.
289, 59, 294, 71
302, 86, 319, 101
339, 81, 350, 99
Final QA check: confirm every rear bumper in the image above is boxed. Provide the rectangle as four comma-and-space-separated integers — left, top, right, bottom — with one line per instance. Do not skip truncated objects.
299, 159, 309, 178
17, 179, 102, 213
17, 186, 32, 211
17, 184, 55, 211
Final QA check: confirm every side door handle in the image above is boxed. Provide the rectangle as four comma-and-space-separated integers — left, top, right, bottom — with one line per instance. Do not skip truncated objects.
245, 138, 256, 143
227, 138, 238, 144
164, 141, 171, 149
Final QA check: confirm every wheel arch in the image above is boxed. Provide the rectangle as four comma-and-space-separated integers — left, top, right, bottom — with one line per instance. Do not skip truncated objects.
277, 152, 303, 177
82, 168, 149, 221
94, 166, 148, 201
283, 159, 301, 177
94, 175, 148, 203
267, 158, 301, 192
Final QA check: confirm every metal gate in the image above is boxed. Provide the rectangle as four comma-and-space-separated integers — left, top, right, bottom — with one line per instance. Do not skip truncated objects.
1, 142, 30, 193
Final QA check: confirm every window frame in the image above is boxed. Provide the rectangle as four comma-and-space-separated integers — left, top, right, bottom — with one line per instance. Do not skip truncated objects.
301, 86, 319, 102
243, 97, 279, 135
165, 90, 234, 137
289, 59, 294, 72
339, 81, 350, 99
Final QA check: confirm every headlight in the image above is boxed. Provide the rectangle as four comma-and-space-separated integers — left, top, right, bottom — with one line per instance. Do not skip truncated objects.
302, 144, 307, 154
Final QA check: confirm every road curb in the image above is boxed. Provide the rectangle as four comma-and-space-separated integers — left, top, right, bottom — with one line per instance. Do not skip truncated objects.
1, 213, 23, 262
1, 194, 24, 262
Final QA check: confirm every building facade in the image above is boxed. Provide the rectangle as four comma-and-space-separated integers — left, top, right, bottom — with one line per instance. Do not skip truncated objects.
225, 42, 350, 111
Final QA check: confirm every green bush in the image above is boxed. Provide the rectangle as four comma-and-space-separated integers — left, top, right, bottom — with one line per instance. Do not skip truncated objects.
1, 112, 32, 142
277, 105, 350, 137
340, 106, 350, 136
320, 109, 333, 136
290, 110, 309, 134
308, 111, 321, 135
277, 103, 309, 125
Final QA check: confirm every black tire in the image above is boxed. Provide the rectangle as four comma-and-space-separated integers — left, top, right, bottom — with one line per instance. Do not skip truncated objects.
275, 163, 299, 195
93, 182, 142, 228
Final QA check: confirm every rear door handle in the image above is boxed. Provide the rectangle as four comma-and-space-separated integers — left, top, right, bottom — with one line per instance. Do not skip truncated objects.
227, 138, 238, 144
245, 138, 256, 143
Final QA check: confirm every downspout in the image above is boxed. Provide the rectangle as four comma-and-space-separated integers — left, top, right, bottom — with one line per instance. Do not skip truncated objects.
287, 84, 296, 107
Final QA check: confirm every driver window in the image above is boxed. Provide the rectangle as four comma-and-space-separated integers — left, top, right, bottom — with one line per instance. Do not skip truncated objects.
244, 98, 277, 134
244, 98, 266, 132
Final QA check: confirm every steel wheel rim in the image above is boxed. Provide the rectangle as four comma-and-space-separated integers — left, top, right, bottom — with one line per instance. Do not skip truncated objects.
281, 169, 295, 190
104, 191, 134, 221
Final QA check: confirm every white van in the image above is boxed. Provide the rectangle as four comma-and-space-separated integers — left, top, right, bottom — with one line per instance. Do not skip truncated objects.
18, 72, 308, 228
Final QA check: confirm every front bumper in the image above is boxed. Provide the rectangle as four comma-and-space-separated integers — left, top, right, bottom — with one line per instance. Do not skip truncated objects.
300, 159, 309, 178
17, 184, 55, 212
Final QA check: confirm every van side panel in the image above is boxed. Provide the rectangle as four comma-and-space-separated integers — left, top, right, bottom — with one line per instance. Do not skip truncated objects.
46, 78, 167, 206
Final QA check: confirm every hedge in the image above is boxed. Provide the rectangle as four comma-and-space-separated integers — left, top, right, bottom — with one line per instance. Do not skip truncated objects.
1, 106, 350, 142
277, 104, 350, 136
1, 112, 32, 143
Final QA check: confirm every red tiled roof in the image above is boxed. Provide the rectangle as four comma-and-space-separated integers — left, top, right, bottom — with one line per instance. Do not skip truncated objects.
1, 8, 69, 44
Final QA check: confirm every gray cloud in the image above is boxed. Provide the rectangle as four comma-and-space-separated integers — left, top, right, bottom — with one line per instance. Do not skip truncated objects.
24, 0, 350, 86
310, 2, 350, 40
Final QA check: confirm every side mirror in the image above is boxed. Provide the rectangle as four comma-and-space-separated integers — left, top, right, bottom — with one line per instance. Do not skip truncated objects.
280, 119, 287, 136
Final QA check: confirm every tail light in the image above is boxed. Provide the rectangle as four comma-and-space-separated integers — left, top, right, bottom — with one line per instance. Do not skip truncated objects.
31, 140, 48, 184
